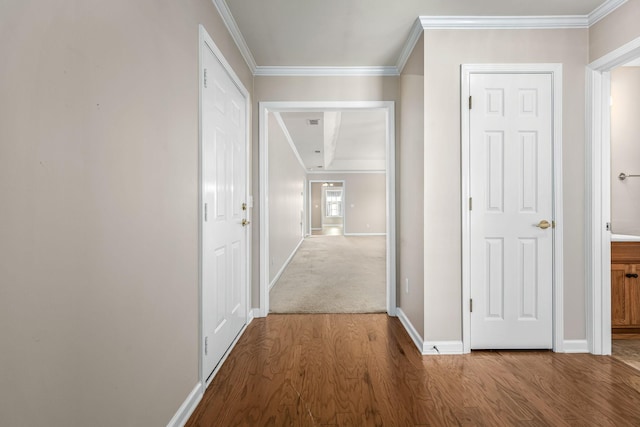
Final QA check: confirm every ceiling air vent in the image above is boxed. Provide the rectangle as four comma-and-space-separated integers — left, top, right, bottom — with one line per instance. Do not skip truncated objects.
307, 119, 320, 126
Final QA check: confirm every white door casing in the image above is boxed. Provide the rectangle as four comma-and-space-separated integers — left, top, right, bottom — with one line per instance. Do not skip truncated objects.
461, 64, 564, 352
200, 26, 250, 382
259, 101, 396, 317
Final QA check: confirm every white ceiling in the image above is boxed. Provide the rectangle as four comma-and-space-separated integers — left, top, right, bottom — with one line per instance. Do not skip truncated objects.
223, 0, 609, 68
280, 110, 387, 172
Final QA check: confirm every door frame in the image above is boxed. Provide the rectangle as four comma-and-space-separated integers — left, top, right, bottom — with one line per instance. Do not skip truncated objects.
460, 64, 564, 353
198, 25, 252, 388
259, 101, 396, 317
308, 180, 346, 235
587, 36, 640, 355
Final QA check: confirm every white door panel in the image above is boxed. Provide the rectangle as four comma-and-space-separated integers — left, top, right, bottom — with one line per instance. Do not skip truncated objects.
202, 43, 247, 378
470, 73, 553, 349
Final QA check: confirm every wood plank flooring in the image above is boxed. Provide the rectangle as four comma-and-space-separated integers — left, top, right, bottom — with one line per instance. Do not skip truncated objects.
186, 314, 640, 426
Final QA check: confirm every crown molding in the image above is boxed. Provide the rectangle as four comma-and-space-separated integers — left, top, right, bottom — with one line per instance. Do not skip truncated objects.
254, 66, 399, 77
216, 0, 626, 77
212, 0, 257, 73
588, 0, 627, 26
418, 15, 589, 29
396, 18, 424, 74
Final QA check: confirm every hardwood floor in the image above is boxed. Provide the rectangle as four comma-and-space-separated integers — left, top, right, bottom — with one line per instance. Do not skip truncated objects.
187, 314, 640, 426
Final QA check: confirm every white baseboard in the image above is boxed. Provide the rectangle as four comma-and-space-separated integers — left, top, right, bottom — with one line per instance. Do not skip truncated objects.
396, 308, 424, 353
562, 339, 589, 353
251, 308, 262, 319
343, 232, 386, 236
396, 308, 464, 355
269, 238, 304, 290
166, 382, 203, 427
423, 340, 464, 355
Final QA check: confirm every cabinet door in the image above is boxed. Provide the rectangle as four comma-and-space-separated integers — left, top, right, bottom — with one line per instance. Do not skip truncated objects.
612, 264, 629, 326
629, 265, 640, 326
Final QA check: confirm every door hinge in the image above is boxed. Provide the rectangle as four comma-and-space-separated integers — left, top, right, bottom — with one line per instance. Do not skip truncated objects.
204, 203, 208, 222
469, 197, 473, 211
470, 299, 473, 312
606, 222, 611, 231
469, 96, 472, 110
204, 68, 207, 88
204, 336, 208, 356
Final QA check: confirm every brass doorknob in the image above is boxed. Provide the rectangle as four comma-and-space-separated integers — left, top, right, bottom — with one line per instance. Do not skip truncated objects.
241, 219, 251, 227
535, 220, 551, 229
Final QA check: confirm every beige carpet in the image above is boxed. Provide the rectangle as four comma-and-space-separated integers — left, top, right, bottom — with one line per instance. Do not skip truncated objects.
269, 235, 386, 313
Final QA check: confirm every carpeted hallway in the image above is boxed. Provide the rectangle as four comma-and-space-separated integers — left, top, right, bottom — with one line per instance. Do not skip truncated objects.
269, 235, 386, 313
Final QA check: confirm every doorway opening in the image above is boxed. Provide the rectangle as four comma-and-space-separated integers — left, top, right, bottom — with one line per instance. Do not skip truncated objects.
259, 101, 396, 317
587, 36, 640, 356
588, 37, 640, 363
309, 180, 345, 236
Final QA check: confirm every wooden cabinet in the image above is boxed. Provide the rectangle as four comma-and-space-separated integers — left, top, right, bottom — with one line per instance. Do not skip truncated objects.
611, 242, 640, 334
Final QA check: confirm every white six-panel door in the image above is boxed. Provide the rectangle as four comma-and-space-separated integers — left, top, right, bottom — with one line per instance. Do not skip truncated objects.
202, 41, 248, 379
470, 73, 553, 349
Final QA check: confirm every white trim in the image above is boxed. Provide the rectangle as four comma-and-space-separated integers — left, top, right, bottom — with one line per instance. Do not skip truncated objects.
397, 309, 464, 355
269, 237, 304, 290
586, 36, 640, 355
396, 18, 424, 74
590, 37, 640, 71
251, 308, 261, 319
423, 341, 465, 355
307, 170, 386, 174
461, 63, 564, 353
198, 25, 252, 385
166, 383, 203, 427
272, 112, 307, 171
211, 0, 257, 73
254, 66, 399, 77
259, 104, 269, 317
418, 15, 588, 30
260, 101, 396, 317
396, 308, 424, 353
562, 340, 590, 353
343, 233, 386, 236
588, 0, 627, 26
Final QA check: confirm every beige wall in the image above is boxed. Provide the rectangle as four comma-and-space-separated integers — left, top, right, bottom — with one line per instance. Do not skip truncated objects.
611, 67, 640, 235
590, 0, 640, 62
0, 0, 252, 426
268, 113, 306, 283
309, 173, 386, 234
252, 76, 399, 305
310, 182, 323, 229
399, 34, 425, 338
422, 29, 589, 342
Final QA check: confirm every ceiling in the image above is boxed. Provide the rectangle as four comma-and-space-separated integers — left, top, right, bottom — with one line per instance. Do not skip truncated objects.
280, 110, 387, 172
229, 0, 618, 172
221, 0, 610, 69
